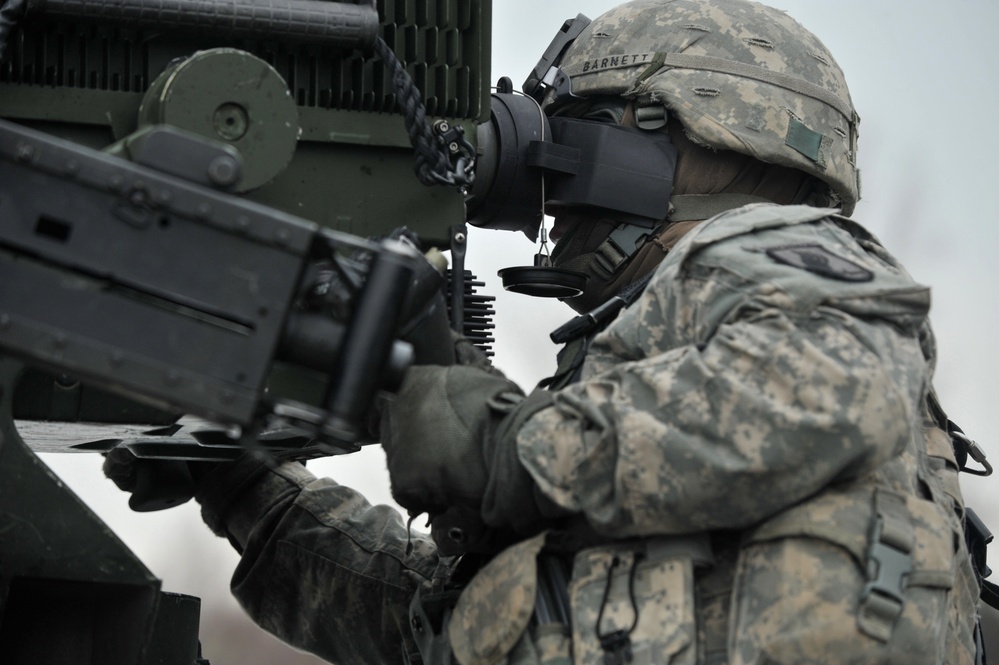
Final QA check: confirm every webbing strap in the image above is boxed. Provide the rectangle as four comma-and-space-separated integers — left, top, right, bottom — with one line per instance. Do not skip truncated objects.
655, 53, 855, 121
565, 51, 856, 122
539, 335, 589, 390
668, 193, 772, 222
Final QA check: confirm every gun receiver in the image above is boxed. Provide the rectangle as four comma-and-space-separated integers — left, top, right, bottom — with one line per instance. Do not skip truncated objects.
0, 119, 419, 453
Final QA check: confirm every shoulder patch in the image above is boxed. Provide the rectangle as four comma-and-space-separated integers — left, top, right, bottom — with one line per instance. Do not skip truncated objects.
764, 244, 874, 282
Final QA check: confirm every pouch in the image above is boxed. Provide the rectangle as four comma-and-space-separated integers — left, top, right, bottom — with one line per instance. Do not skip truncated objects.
568, 541, 697, 665
730, 487, 957, 665
449, 531, 549, 665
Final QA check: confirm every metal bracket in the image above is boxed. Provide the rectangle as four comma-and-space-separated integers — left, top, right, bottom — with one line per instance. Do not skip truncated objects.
522, 14, 592, 102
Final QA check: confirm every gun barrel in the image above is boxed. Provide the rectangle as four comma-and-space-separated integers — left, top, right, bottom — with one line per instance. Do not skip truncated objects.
26, 0, 381, 48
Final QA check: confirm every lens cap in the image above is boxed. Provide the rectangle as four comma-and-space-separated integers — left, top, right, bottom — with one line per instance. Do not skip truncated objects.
498, 266, 587, 298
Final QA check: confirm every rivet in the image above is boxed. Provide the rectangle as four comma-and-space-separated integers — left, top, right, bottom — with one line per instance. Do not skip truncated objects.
16, 143, 34, 162
129, 189, 148, 207
207, 155, 240, 187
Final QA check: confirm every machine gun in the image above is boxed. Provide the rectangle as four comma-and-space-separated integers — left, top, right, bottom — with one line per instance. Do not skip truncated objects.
0, 1, 494, 662
0, 117, 427, 450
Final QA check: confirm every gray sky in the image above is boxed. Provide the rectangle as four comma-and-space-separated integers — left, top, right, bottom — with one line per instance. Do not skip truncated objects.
37, 1, 999, 661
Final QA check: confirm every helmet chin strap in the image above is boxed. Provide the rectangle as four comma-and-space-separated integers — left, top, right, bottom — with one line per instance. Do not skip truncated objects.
551, 222, 660, 314
500, 191, 775, 301
498, 219, 655, 309
567, 223, 655, 281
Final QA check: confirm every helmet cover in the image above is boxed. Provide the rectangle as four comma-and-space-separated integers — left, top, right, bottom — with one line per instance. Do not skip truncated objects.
548, 0, 861, 214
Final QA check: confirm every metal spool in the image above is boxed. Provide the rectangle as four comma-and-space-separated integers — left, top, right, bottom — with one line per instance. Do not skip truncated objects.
138, 48, 301, 192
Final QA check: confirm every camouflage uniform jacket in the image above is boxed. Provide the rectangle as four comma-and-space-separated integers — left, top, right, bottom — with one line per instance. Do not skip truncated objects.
213, 205, 978, 665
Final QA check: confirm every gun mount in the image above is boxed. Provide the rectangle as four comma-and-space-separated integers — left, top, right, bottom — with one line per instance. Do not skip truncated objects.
0, 1, 495, 662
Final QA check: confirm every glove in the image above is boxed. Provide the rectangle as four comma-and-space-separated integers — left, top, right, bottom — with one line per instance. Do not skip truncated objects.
103, 447, 272, 536
379, 364, 561, 536
394, 238, 455, 367
103, 447, 200, 512
399, 289, 455, 366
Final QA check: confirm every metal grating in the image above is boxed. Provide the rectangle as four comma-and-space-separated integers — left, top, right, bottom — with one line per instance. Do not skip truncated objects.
0, 0, 486, 120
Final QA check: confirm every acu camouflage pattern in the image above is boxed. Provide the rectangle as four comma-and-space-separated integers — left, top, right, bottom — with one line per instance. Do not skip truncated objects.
450, 531, 548, 665
551, 0, 861, 214
567, 541, 696, 665
513, 204, 978, 663
208, 461, 445, 665
203, 205, 976, 663
206, 204, 977, 665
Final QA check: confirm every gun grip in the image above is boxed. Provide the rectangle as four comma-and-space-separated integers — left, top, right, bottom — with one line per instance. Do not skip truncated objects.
128, 459, 196, 512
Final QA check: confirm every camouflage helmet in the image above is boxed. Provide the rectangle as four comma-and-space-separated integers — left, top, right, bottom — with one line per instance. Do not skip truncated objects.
542, 0, 861, 214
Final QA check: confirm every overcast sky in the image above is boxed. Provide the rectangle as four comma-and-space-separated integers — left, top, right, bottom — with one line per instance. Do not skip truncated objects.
36, 1, 999, 661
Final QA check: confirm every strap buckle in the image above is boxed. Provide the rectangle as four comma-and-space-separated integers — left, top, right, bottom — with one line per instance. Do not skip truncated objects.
862, 517, 913, 607
592, 224, 652, 279
857, 513, 913, 642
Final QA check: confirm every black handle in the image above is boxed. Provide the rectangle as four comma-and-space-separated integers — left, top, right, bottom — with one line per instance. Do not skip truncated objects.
27, 0, 380, 48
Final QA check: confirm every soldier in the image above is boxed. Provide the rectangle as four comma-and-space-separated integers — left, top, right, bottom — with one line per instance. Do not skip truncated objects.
107, 0, 983, 663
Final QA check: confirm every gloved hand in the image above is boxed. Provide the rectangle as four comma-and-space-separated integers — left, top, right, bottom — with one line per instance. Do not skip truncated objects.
103, 447, 272, 536
103, 446, 201, 512
399, 288, 455, 366
391, 233, 454, 367
379, 364, 561, 538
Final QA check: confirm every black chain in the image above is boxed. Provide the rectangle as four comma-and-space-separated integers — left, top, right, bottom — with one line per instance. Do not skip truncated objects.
373, 36, 474, 188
